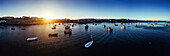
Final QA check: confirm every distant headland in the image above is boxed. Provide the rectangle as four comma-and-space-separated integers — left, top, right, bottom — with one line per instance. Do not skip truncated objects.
0, 16, 170, 25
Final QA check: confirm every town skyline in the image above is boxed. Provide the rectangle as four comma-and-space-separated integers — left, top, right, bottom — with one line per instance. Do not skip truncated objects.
0, 16, 170, 21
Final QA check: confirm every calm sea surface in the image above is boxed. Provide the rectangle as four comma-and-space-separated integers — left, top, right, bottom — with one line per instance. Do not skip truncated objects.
0, 22, 170, 56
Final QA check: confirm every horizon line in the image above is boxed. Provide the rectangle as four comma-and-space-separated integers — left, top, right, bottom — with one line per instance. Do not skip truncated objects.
0, 16, 169, 21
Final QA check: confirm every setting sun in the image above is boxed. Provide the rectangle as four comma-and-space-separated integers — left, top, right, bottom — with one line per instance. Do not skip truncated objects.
43, 16, 54, 19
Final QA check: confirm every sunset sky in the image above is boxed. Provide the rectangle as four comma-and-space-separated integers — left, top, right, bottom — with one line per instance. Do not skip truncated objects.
0, 0, 170, 20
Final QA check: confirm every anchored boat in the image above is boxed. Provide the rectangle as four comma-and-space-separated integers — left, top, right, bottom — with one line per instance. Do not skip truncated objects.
49, 33, 58, 36
27, 37, 38, 41
65, 26, 70, 29
103, 25, 106, 28
121, 25, 125, 29
114, 24, 118, 26
85, 35, 93, 48
85, 41, 93, 48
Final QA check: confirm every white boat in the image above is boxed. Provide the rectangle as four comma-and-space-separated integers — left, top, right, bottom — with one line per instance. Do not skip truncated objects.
84, 34, 93, 48
27, 37, 38, 41
85, 41, 93, 48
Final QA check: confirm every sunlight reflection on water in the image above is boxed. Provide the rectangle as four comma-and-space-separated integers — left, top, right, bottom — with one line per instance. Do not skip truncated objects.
0, 22, 170, 56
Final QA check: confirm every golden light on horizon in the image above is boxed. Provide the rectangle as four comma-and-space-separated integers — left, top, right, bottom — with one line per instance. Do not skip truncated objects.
40, 10, 56, 19
43, 16, 55, 19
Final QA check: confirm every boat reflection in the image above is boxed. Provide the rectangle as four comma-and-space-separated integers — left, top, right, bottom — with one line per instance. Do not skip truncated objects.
108, 29, 113, 34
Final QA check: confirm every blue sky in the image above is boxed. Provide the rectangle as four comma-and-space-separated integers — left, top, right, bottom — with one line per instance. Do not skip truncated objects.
0, 0, 170, 20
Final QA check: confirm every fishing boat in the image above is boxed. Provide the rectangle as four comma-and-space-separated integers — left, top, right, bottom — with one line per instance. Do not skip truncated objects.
27, 37, 38, 41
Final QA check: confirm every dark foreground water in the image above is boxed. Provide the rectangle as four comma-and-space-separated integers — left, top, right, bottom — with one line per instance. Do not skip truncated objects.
0, 22, 170, 56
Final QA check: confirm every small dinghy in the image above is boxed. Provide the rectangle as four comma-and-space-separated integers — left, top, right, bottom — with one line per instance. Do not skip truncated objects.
27, 37, 38, 41
85, 41, 93, 48
114, 24, 118, 26
49, 33, 58, 36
